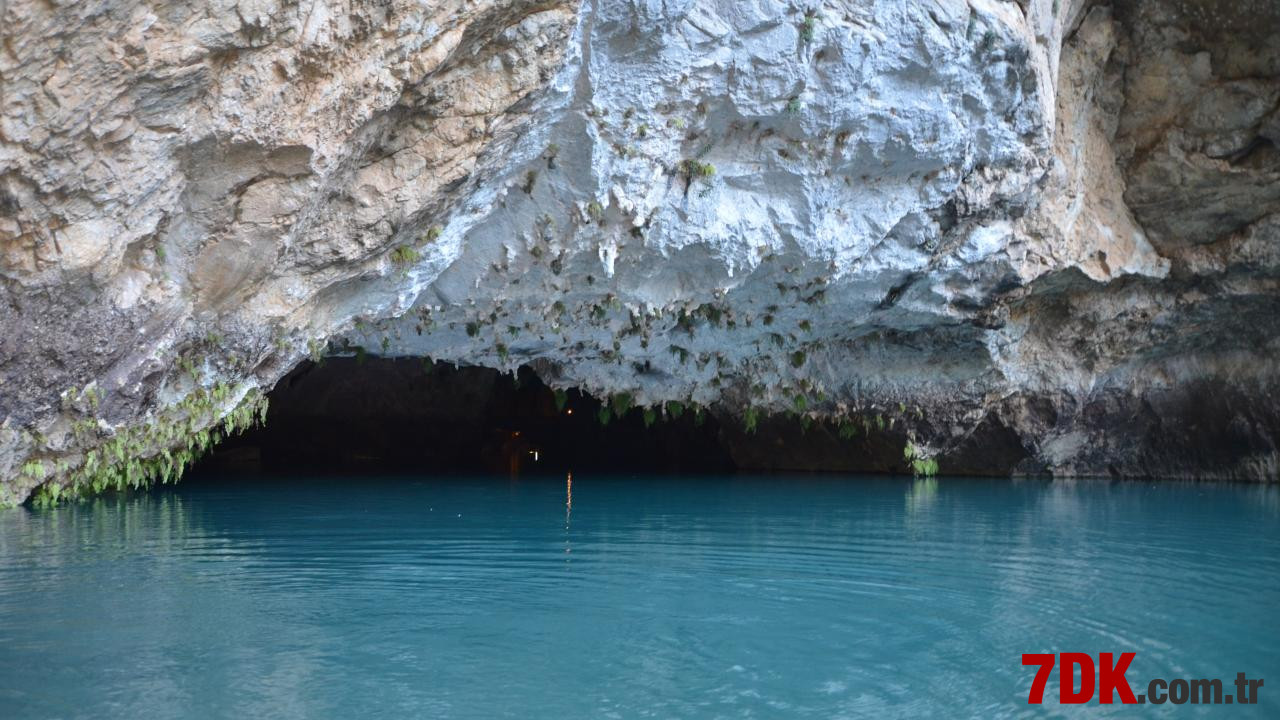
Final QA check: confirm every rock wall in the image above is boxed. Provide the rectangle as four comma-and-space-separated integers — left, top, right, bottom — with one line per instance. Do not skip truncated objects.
2, 0, 1277, 504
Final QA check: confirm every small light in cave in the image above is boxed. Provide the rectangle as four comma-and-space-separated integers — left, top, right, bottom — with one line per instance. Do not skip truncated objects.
566, 409, 573, 415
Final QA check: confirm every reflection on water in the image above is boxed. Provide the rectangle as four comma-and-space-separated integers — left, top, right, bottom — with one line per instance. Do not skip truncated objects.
905, 477, 938, 517
1, 476, 1278, 718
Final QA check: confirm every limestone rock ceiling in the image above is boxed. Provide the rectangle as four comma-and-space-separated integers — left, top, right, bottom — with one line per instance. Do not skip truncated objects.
1, 0, 1277, 503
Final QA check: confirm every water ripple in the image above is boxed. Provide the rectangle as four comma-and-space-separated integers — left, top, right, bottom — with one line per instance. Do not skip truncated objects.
1, 476, 1277, 719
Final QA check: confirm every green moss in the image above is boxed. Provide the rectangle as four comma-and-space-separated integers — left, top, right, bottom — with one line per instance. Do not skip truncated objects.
679, 159, 716, 181
554, 389, 569, 412
611, 393, 633, 417
799, 13, 817, 43
390, 245, 422, 266
699, 304, 723, 326
838, 421, 857, 440
27, 386, 269, 508
743, 407, 760, 434
904, 442, 939, 477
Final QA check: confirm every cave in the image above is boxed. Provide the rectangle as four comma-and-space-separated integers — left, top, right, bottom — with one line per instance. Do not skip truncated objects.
193, 355, 1043, 480
5, 0, 1280, 715
197, 357, 738, 477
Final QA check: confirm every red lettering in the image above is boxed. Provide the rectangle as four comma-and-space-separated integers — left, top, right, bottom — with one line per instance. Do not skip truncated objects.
1060, 653, 1095, 703
1022, 654, 1055, 704
1098, 652, 1137, 703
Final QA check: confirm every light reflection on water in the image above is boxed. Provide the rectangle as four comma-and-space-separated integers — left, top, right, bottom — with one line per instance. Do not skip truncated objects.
1, 476, 1277, 718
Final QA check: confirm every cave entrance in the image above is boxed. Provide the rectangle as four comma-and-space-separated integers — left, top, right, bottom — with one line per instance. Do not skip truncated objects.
196, 358, 737, 477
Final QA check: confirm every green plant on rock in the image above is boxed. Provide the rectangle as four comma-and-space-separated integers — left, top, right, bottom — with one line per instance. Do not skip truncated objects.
799, 10, 818, 44
178, 356, 200, 381
679, 159, 716, 182
31, 481, 62, 510
838, 421, 857, 440
611, 393, 633, 417
743, 407, 760, 434
424, 226, 443, 243
904, 442, 939, 477
643, 408, 658, 428
554, 389, 569, 412
665, 401, 685, 419
390, 245, 422, 266
30, 387, 270, 508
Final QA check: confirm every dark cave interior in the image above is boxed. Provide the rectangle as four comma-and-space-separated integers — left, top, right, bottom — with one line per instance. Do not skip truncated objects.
193, 357, 1038, 480
197, 357, 737, 477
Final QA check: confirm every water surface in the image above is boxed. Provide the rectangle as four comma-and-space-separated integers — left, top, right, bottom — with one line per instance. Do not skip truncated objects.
1, 475, 1277, 718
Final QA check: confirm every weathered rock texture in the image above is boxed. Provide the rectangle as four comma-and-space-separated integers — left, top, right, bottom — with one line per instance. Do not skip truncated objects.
2, 0, 1278, 503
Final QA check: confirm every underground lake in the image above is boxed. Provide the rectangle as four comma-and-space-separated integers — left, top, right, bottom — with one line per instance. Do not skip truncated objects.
2, 474, 1278, 717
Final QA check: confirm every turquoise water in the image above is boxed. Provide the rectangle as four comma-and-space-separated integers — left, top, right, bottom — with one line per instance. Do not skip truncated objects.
1, 476, 1278, 718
